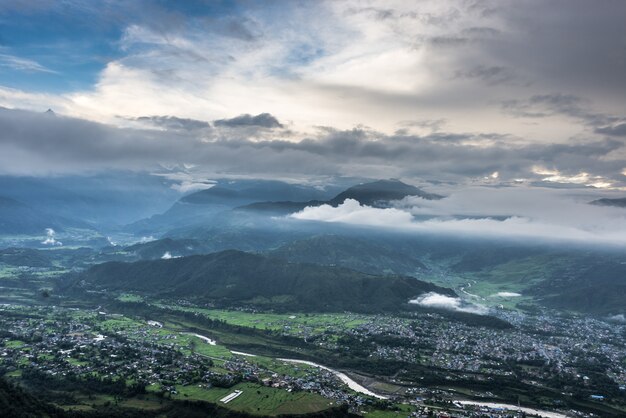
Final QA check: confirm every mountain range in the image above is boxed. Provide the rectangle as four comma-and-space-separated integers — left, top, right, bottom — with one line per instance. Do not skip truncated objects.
239, 179, 442, 214
0, 196, 84, 235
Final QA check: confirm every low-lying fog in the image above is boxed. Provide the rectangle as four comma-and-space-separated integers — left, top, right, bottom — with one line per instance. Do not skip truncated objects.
290, 186, 626, 246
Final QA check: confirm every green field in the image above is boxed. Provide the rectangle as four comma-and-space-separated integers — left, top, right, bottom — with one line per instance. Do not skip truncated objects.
156, 303, 368, 335
420, 255, 572, 310
4, 340, 25, 348
174, 382, 332, 416
360, 404, 416, 417
116, 293, 144, 303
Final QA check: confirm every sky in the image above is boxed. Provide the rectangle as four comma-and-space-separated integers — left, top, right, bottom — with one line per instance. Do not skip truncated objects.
1, 0, 626, 192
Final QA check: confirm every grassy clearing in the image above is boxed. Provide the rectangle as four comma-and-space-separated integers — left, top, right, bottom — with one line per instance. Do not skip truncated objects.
99, 316, 145, 333
174, 382, 331, 416
0, 266, 20, 279
119, 395, 165, 410
5, 370, 22, 378
56, 393, 116, 411
66, 357, 89, 366
361, 404, 416, 417
116, 293, 144, 303
156, 304, 368, 335
4, 340, 25, 348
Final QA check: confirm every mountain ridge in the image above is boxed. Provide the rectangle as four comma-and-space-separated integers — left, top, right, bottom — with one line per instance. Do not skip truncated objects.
70, 249, 454, 312
590, 197, 626, 208
238, 179, 442, 214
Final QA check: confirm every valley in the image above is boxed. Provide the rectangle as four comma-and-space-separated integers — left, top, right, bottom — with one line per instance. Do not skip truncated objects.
2, 257, 626, 417
1, 178, 626, 417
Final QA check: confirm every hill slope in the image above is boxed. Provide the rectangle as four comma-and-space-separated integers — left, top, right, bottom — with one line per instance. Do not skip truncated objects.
0, 196, 77, 235
590, 197, 626, 208
0, 248, 52, 267
128, 179, 339, 233
123, 238, 206, 260
328, 179, 442, 206
269, 235, 427, 276
72, 250, 453, 312
239, 179, 442, 214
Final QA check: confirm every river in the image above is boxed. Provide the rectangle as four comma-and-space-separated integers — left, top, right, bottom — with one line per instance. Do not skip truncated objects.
455, 400, 570, 418
187, 332, 216, 345
194, 335, 567, 415
276, 358, 388, 399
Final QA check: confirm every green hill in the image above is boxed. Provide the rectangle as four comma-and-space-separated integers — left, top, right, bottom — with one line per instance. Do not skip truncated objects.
0, 377, 63, 418
270, 235, 427, 276
0, 248, 52, 267
124, 238, 206, 260
0, 195, 93, 236
537, 259, 626, 314
71, 250, 453, 312
0, 196, 63, 235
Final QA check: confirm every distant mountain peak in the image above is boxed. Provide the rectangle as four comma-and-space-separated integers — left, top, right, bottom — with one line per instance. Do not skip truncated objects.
237, 179, 443, 214
590, 197, 626, 208
328, 179, 443, 207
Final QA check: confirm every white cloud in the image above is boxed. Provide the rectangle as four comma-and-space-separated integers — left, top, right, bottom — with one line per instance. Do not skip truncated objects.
492, 292, 522, 297
170, 181, 215, 194
532, 166, 614, 189
41, 228, 62, 246
1, 1, 626, 187
4, 0, 624, 146
289, 187, 626, 246
291, 198, 413, 228
0, 53, 57, 74
409, 292, 488, 315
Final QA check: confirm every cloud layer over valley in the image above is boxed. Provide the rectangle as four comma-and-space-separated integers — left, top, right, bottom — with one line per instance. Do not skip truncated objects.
290, 186, 626, 246
409, 292, 488, 315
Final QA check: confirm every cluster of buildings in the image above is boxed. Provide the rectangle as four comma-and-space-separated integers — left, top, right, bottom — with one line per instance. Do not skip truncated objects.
1, 302, 624, 416
0, 305, 384, 410
316, 309, 626, 397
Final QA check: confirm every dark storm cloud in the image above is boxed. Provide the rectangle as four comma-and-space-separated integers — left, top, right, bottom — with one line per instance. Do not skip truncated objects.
595, 123, 626, 137
460, 27, 500, 37
427, 36, 469, 47
502, 94, 626, 133
214, 113, 283, 128
1, 108, 625, 184
127, 115, 211, 131
488, 1, 626, 102
502, 94, 586, 119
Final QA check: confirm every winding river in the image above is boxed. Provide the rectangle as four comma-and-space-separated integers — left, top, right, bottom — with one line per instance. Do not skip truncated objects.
455, 400, 569, 418
195, 333, 567, 416
225, 347, 387, 399
275, 358, 388, 399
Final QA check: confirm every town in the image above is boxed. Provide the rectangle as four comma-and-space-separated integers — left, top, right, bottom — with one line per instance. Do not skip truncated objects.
2, 300, 625, 417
